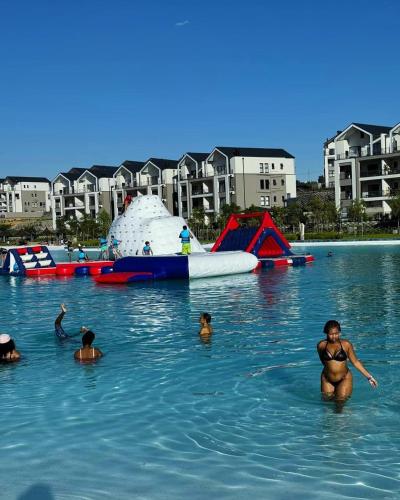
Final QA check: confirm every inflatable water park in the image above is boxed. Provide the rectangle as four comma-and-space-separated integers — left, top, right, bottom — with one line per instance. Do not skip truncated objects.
0, 195, 313, 283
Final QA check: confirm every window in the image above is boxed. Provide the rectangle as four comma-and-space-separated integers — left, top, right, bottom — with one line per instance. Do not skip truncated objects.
273, 196, 277, 202
360, 132, 365, 138
329, 148, 335, 155
264, 163, 269, 173
282, 196, 285, 202
259, 163, 264, 174
281, 179, 284, 186
273, 179, 277, 186
260, 196, 270, 207
265, 179, 269, 189
260, 179, 264, 190
272, 163, 275, 169
280, 163, 283, 169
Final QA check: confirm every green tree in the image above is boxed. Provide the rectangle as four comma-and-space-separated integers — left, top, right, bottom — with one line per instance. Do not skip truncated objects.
0, 222, 12, 242
56, 216, 68, 237
269, 206, 287, 227
389, 193, 400, 230
285, 202, 304, 227
97, 209, 112, 236
188, 207, 206, 228
216, 202, 241, 228
79, 213, 98, 240
348, 199, 368, 222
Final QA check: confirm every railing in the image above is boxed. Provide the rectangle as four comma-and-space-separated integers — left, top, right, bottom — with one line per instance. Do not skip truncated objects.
337, 146, 399, 160
360, 166, 400, 177
362, 189, 398, 198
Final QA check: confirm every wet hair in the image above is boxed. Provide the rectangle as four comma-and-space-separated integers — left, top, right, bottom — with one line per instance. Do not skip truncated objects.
202, 312, 212, 324
145, 241, 150, 245
183, 225, 187, 229
323, 320, 341, 335
82, 331, 95, 347
0, 339, 16, 358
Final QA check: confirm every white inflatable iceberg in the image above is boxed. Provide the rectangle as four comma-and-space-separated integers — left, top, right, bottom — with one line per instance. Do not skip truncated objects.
104, 195, 258, 281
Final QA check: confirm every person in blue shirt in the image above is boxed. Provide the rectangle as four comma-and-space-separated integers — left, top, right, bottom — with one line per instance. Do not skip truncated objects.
110, 235, 123, 259
142, 241, 153, 256
99, 237, 108, 260
179, 225, 193, 255
77, 245, 89, 262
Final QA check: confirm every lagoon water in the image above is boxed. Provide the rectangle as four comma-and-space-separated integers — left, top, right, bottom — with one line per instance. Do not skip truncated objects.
1, 246, 399, 499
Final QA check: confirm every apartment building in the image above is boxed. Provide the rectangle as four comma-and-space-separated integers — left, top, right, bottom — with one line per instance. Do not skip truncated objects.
0, 176, 51, 215
177, 147, 296, 221
323, 135, 338, 189
324, 122, 400, 219
113, 158, 178, 216
51, 165, 118, 229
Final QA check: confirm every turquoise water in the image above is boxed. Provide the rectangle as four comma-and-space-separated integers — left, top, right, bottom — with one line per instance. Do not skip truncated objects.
1, 246, 399, 499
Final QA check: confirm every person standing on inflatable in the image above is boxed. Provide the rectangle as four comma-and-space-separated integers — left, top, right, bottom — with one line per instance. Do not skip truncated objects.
179, 225, 193, 255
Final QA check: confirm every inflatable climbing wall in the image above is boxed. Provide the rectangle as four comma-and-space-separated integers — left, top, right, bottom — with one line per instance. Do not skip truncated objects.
108, 195, 205, 256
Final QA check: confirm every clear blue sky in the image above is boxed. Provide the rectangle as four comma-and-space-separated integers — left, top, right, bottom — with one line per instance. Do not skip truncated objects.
0, 0, 399, 181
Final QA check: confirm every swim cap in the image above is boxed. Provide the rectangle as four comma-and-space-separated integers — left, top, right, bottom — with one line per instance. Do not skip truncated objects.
0, 334, 11, 344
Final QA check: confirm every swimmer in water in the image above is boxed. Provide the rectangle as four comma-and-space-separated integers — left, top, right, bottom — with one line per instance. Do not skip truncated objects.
199, 312, 213, 343
74, 330, 103, 362
317, 320, 378, 404
0, 334, 21, 362
54, 304, 90, 339
327, 251, 333, 257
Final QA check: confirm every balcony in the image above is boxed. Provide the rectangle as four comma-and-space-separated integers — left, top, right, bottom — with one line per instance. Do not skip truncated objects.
191, 188, 213, 197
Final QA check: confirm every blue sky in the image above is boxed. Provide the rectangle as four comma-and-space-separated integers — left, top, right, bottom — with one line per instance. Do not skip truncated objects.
0, 0, 399, 181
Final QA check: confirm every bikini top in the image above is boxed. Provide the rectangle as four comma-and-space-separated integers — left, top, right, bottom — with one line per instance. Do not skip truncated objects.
79, 348, 96, 360
321, 340, 348, 362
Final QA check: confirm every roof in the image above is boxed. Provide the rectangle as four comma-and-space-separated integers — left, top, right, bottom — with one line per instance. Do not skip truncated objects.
59, 168, 86, 181
352, 123, 392, 137
214, 147, 295, 159
145, 158, 179, 170
119, 160, 145, 174
87, 165, 118, 178
185, 152, 209, 162
5, 176, 50, 184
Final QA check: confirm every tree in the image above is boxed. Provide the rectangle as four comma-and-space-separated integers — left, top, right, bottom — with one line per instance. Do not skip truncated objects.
216, 202, 241, 228
188, 207, 206, 229
0, 222, 12, 242
348, 199, 368, 222
389, 193, 400, 231
97, 209, 112, 236
269, 207, 287, 227
79, 213, 98, 240
285, 202, 304, 227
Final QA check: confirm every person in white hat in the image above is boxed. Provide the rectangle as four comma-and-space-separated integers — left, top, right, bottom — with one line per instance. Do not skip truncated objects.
0, 334, 20, 362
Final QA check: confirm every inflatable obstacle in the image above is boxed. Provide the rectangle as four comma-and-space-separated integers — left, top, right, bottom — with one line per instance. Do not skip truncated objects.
93, 252, 259, 284
0, 245, 56, 276
0, 245, 114, 277
211, 212, 314, 267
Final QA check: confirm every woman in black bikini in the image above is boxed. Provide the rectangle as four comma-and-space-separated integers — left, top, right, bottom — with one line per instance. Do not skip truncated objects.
317, 320, 378, 401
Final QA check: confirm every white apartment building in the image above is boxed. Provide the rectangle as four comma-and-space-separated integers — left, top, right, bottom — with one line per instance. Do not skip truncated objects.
51, 165, 118, 229
0, 176, 51, 215
113, 158, 178, 216
323, 122, 400, 219
177, 147, 296, 221
323, 135, 338, 189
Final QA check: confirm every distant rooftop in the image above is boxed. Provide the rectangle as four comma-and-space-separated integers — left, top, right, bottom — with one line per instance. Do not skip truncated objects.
214, 147, 295, 159
145, 158, 179, 170
5, 176, 50, 184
